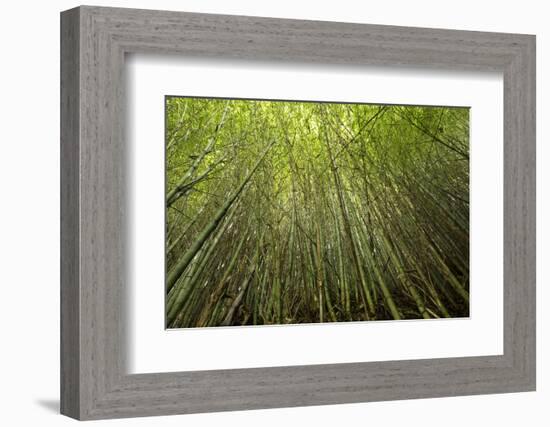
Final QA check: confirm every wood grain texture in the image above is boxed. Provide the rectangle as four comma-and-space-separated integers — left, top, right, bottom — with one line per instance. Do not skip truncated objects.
60, 5, 536, 420
60, 7, 80, 419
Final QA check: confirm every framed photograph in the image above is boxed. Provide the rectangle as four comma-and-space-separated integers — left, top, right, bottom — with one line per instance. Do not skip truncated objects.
60, 5, 536, 420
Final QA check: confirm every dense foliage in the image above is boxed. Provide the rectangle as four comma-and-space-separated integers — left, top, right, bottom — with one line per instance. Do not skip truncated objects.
165, 97, 469, 328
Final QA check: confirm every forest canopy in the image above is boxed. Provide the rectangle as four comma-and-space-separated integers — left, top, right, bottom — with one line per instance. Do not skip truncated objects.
165, 97, 470, 328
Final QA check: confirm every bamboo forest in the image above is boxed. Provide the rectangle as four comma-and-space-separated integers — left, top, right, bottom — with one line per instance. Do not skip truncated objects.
165, 97, 470, 328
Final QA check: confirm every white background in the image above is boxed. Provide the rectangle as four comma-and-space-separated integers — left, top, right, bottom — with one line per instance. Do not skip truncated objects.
0, 1, 546, 426
128, 57, 503, 373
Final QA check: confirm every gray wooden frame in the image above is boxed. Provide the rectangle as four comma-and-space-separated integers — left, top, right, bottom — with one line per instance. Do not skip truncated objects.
60, 5, 536, 420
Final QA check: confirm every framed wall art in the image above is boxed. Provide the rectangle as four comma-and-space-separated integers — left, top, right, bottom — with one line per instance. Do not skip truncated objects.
60, 5, 536, 420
